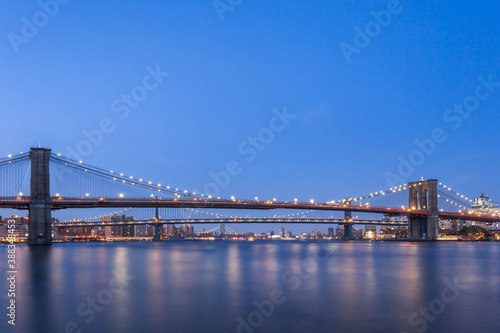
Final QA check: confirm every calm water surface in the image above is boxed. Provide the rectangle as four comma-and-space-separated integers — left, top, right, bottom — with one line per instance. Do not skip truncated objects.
1, 241, 499, 333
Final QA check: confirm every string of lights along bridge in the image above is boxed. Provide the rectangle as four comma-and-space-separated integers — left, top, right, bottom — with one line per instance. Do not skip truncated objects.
1, 148, 499, 245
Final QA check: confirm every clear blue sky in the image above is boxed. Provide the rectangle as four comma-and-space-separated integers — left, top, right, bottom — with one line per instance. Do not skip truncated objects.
1, 1, 499, 231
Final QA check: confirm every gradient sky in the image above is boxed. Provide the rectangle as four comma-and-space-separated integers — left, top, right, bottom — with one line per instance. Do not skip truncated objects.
1, 1, 499, 231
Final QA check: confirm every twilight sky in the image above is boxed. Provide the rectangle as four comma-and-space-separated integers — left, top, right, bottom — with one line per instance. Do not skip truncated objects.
1, 0, 499, 230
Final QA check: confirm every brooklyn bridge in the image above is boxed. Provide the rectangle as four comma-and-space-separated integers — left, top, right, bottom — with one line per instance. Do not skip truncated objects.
1, 148, 498, 245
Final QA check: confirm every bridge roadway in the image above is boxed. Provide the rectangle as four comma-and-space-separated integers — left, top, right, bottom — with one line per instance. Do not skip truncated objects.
2, 196, 500, 223
54, 218, 408, 227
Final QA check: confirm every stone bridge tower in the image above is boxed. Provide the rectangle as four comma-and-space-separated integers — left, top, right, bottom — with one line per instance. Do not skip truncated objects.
28, 148, 52, 245
408, 179, 439, 240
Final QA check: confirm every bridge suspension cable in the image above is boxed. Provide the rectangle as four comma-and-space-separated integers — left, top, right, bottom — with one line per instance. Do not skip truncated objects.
0, 153, 30, 197
437, 195, 469, 211
49, 152, 416, 205
224, 225, 237, 234
0, 152, 30, 165
206, 225, 222, 233
438, 183, 474, 204
437, 190, 472, 208
65, 208, 134, 223
329, 183, 408, 204
50, 154, 208, 199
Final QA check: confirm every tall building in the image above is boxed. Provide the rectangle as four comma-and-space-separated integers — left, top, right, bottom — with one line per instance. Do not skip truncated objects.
335, 226, 344, 238
123, 225, 135, 237
59, 226, 94, 237
165, 224, 177, 236
439, 219, 453, 230
353, 228, 362, 239
179, 225, 194, 236
135, 225, 149, 237
102, 214, 134, 237
327, 227, 334, 237
381, 227, 408, 239
0, 215, 33, 238
279, 226, 285, 238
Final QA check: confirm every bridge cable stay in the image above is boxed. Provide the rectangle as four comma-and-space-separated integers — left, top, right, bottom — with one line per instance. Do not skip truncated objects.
205, 225, 222, 233
438, 183, 474, 204
224, 225, 237, 234
50, 154, 207, 199
437, 196, 469, 211
437, 190, 472, 208
330, 184, 408, 205
51, 155, 163, 199
201, 225, 236, 235
0, 153, 30, 197
332, 187, 410, 213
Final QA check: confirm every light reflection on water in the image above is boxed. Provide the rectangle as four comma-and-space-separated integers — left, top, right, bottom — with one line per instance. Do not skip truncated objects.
0, 241, 499, 333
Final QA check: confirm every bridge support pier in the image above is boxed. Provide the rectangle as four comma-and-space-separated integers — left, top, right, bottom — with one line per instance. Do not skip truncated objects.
341, 207, 355, 240
152, 224, 161, 242
341, 223, 354, 240
408, 179, 439, 241
28, 148, 52, 245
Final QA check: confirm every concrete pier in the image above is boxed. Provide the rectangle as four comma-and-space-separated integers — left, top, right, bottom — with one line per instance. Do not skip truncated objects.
341, 203, 355, 240
152, 206, 161, 241
152, 224, 161, 242
341, 223, 354, 240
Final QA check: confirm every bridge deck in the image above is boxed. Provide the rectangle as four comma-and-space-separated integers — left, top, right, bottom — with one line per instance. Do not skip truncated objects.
2, 197, 499, 223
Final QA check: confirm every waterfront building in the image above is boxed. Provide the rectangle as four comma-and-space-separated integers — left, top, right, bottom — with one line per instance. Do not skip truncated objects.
166, 224, 177, 236
472, 194, 498, 210
365, 225, 377, 238
353, 228, 362, 239
102, 214, 135, 237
